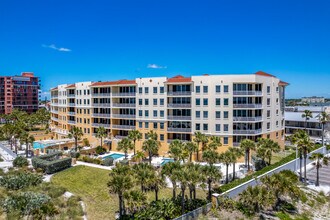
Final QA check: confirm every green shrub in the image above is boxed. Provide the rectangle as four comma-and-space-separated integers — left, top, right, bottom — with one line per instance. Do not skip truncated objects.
13, 156, 29, 167
70, 151, 80, 159
39, 152, 62, 161
78, 156, 102, 165
102, 157, 114, 166
120, 159, 129, 165
95, 146, 106, 155
276, 212, 293, 220
0, 172, 43, 190
32, 157, 72, 174
39, 183, 66, 198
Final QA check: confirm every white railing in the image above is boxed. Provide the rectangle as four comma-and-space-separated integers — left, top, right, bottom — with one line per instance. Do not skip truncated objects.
68, 120, 76, 124
233, 129, 262, 135
233, 116, 263, 122
167, 127, 192, 132
51, 110, 59, 114
167, 116, 192, 120
68, 103, 75, 107
92, 123, 110, 128
167, 103, 192, 108
67, 94, 75, 97
112, 114, 136, 119
51, 117, 59, 121
92, 113, 111, 118
233, 91, 263, 96
92, 103, 111, 107
233, 104, 263, 108
167, 139, 190, 143
92, 93, 111, 97
67, 112, 76, 116
167, 91, 192, 96
112, 103, 136, 108
111, 92, 136, 97
112, 125, 135, 130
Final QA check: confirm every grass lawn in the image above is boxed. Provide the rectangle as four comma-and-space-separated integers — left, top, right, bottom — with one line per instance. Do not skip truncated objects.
52, 165, 206, 220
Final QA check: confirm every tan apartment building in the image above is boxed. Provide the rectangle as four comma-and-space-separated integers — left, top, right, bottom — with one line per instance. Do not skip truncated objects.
50, 71, 288, 156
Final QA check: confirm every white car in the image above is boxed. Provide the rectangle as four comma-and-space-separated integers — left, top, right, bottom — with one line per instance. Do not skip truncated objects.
314, 139, 322, 144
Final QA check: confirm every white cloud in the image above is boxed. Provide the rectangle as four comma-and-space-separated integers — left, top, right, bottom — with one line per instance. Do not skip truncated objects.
42, 44, 71, 52
147, 64, 167, 69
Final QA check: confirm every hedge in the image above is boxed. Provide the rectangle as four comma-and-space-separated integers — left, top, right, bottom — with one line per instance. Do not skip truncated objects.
32, 154, 72, 174
38, 152, 62, 161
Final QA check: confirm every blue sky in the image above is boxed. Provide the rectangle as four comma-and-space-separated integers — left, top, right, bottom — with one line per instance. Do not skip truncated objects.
1, 0, 330, 99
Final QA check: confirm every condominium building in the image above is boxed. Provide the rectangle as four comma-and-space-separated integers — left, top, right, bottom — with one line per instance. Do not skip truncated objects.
0, 72, 40, 114
50, 71, 288, 156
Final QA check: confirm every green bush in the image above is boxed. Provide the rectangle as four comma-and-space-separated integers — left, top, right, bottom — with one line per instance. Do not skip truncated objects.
0, 172, 43, 190
95, 146, 106, 155
39, 183, 66, 198
102, 157, 114, 166
70, 151, 80, 159
32, 156, 72, 174
13, 156, 29, 167
78, 156, 102, 165
39, 152, 62, 161
120, 159, 129, 165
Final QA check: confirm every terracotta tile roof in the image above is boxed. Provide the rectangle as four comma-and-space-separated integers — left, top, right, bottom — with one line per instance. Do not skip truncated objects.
166, 75, 192, 83
279, 80, 289, 86
66, 84, 76, 89
90, 79, 136, 87
51, 87, 58, 91
255, 71, 276, 78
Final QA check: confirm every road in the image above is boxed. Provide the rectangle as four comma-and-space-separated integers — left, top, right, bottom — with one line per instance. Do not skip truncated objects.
221, 146, 327, 198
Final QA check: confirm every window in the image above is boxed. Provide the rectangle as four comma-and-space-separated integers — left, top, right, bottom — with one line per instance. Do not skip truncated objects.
267, 86, 271, 94
195, 86, 200, 93
276, 87, 279, 92
224, 124, 229, 132
145, 122, 149, 128
139, 110, 143, 117
203, 111, 208, 119
160, 98, 164, 106
153, 110, 157, 117
153, 99, 157, 105
276, 121, 279, 127
223, 137, 228, 145
139, 87, 142, 94
223, 111, 229, 119
267, 122, 270, 130
139, 122, 143, 128
196, 98, 200, 106
160, 134, 164, 141
276, 98, 279, 104
203, 98, 208, 106
153, 123, 158, 129
139, 99, 143, 105
203, 124, 208, 131
144, 133, 148, 139
145, 110, 149, 117
196, 111, 200, 118
276, 109, 279, 115
160, 87, 164, 94
153, 87, 157, 94
145, 99, 149, 106
216, 98, 221, 106
267, 110, 271, 118
224, 98, 229, 106
145, 87, 149, 94
216, 124, 221, 132
224, 85, 229, 93
216, 111, 221, 119
203, 86, 208, 93
216, 85, 221, 93
160, 110, 164, 117
196, 123, 200, 131
267, 98, 271, 106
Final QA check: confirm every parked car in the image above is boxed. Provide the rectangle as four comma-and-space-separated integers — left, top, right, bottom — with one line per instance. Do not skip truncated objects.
314, 139, 322, 144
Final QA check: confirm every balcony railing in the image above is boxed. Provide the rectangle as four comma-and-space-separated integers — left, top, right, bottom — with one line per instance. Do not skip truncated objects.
112, 103, 136, 108
233, 142, 240, 147
51, 117, 59, 121
51, 110, 59, 114
92, 93, 111, 97
233, 116, 263, 122
92, 113, 111, 118
92, 103, 111, 107
68, 120, 76, 125
112, 125, 136, 130
233, 104, 263, 108
92, 123, 110, 128
233, 129, 262, 135
167, 139, 190, 143
115, 135, 127, 140
167, 127, 192, 132
167, 116, 192, 120
167, 91, 192, 96
233, 91, 263, 96
68, 103, 75, 107
167, 103, 192, 108
51, 95, 58, 98
111, 92, 136, 97
67, 112, 76, 116
112, 114, 136, 119
67, 94, 75, 97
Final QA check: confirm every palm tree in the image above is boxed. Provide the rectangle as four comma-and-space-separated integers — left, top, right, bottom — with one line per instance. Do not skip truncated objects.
68, 127, 83, 151
317, 111, 330, 148
256, 138, 280, 165
142, 138, 160, 165
123, 190, 147, 216
228, 147, 244, 181
302, 109, 313, 130
296, 131, 314, 183
161, 161, 181, 199
219, 150, 234, 184
202, 150, 219, 166
147, 130, 158, 141
176, 164, 190, 214
186, 163, 202, 199
309, 153, 329, 186
128, 130, 142, 155
184, 141, 198, 162
239, 139, 256, 171
193, 131, 205, 161
132, 151, 145, 163
169, 139, 185, 162
20, 131, 35, 158
95, 126, 107, 148
133, 162, 153, 192
117, 137, 134, 159
149, 170, 166, 201
108, 163, 133, 218
202, 165, 222, 201
208, 136, 222, 151
1, 124, 15, 151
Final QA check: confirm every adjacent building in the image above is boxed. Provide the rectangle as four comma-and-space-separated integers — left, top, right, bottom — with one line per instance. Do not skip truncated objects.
301, 96, 325, 104
0, 72, 40, 114
50, 71, 288, 156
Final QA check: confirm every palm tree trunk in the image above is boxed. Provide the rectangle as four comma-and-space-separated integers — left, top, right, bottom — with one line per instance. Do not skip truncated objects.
304, 154, 307, 183
193, 187, 196, 199
133, 140, 136, 155
232, 162, 236, 181
181, 188, 185, 214
149, 151, 152, 165
189, 153, 192, 162
101, 137, 103, 147
208, 179, 212, 201
316, 165, 319, 186
322, 124, 325, 147
172, 183, 176, 199
247, 150, 250, 171
196, 144, 200, 161
226, 164, 229, 184
75, 138, 78, 151
299, 153, 303, 181
25, 140, 28, 158
155, 188, 159, 201
119, 194, 123, 217
189, 187, 193, 199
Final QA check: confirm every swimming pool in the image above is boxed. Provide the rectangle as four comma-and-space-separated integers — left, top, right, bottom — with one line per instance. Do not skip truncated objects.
103, 153, 125, 160
160, 158, 174, 166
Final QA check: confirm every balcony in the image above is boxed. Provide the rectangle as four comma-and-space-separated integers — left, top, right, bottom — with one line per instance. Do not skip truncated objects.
233, 142, 240, 147
92, 103, 111, 107
233, 104, 263, 109
67, 94, 75, 98
233, 91, 263, 96
167, 139, 190, 143
112, 92, 136, 97
51, 110, 58, 114
68, 120, 76, 125
92, 123, 110, 128
167, 91, 192, 96
112, 124, 136, 130
233, 129, 262, 135
112, 103, 136, 108
92, 113, 111, 118
167, 127, 192, 133
68, 103, 75, 107
67, 111, 76, 116
112, 114, 136, 119
167, 116, 192, 120
51, 117, 59, 121
167, 103, 191, 108
51, 95, 58, 99
92, 93, 111, 97
233, 117, 263, 122
53, 128, 68, 135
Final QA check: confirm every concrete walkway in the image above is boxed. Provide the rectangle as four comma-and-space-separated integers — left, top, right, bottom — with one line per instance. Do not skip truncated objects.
0, 142, 16, 161
75, 161, 113, 170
